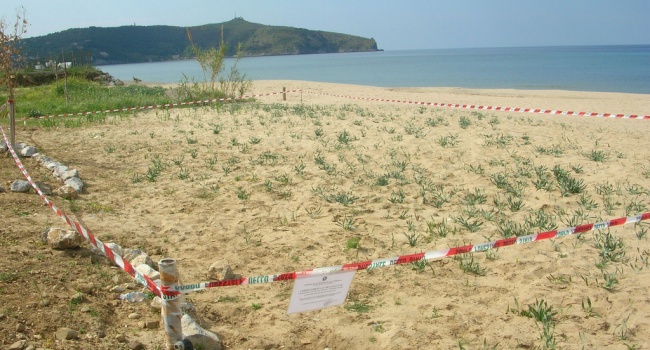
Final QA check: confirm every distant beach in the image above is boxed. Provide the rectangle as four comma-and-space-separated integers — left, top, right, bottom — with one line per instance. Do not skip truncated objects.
250, 80, 650, 117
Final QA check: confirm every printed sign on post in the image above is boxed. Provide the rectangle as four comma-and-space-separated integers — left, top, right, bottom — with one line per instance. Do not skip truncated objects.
287, 269, 356, 314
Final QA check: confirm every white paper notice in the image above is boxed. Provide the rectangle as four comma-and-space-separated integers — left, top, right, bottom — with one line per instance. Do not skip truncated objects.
287, 270, 356, 314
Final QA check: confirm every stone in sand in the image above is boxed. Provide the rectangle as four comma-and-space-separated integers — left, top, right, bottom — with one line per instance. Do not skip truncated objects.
206, 260, 234, 281
54, 185, 78, 199
34, 181, 52, 195
64, 177, 84, 192
182, 314, 222, 350
41, 228, 84, 250
10, 180, 31, 193
20, 146, 37, 157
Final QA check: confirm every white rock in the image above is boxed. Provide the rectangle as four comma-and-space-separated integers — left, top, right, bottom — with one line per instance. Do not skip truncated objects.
135, 264, 160, 280
52, 165, 69, 178
41, 228, 84, 250
124, 249, 155, 269
10, 180, 31, 193
64, 177, 84, 193
182, 314, 222, 350
54, 185, 78, 199
60, 169, 79, 181
45, 161, 62, 170
20, 146, 37, 157
36, 155, 52, 164
206, 260, 234, 281
110, 285, 125, 293
55, 328, 78, 340
89, 242, 125, 266
8, 340, 26, 350
150, 296, 163, 311
106, 242, 124, 257
34, 181, 52, 195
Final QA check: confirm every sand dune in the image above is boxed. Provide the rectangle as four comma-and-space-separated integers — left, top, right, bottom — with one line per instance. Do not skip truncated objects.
2, 80, 649, 349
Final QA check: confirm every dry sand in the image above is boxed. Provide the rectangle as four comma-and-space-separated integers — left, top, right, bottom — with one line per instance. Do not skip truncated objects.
2, 80, 650, 349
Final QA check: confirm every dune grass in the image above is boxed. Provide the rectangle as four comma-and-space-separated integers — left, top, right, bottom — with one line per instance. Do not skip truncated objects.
2, 77, 171, 119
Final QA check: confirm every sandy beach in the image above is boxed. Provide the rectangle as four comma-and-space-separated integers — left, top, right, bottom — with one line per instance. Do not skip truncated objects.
2, 80, 650, 349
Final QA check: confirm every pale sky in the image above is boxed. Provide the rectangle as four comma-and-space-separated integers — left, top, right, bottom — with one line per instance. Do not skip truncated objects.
2, 0, 648, 50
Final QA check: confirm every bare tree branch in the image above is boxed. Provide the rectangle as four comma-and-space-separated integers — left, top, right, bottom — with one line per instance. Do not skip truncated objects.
1, 7, 28, 99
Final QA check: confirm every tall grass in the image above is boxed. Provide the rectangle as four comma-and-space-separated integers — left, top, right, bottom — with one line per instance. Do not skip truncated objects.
3, 76, 227, 121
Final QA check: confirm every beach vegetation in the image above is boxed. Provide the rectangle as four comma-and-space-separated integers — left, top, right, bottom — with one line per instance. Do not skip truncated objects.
3, 75, 649, 349
496, 219, 529, 238
344, 301, 371, 313
410, 259, 431, 273
583, 149, 609, 162
403, 230, 420, 247
426, 116, 447, 127
459, 115, 471, 129
507, 298, 558, 349
483, 133, 513, 148
5, 76, 173, 121
456, 253, 486, 276
466, 163, 485, 175
345, 236, 361, 249
438, 133, 459, 147
337, 215, 356, 231
535, 144, 564, 157
328, 191, 359, 206
488, 115, 500, 129
337, 129, 356, 145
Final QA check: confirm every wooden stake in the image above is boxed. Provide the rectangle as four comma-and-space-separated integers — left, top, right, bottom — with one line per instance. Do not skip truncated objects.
159, 258, 183, 350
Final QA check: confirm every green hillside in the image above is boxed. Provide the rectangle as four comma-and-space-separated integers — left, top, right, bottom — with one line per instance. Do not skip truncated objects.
20, 18, 380, 65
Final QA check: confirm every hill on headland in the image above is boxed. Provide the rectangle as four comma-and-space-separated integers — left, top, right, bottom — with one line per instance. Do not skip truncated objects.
20, 17, 380, 65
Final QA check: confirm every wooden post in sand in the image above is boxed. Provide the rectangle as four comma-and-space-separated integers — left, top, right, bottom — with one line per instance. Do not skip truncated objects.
283, 87, 286, 101
159, 258, 183, 350
9, 99, 16, 148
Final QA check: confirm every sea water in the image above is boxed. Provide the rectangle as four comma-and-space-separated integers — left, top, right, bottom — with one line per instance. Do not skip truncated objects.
99, 45, 650, 94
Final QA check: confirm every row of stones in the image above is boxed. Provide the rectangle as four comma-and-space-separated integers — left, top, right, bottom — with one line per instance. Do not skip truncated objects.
3, 141, 222, 349
1, 141, 84, 199
41, 227, 223, 349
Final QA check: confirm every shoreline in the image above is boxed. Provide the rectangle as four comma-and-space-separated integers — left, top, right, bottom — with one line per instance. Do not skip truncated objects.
251, 80, 650, 116
130, 79, 650, 116
125, 80, 650, 116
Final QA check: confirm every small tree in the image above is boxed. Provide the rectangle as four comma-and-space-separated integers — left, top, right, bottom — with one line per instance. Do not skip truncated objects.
186, 27, 227, 93
219, 43, 252, 99
0, 7, 28, 101
186, 27, 251, 99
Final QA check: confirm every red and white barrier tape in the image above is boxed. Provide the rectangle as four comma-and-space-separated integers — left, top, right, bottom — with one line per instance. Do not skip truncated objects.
305, 91, 650, 120
6, 92, 650, 297
170, 213, 650, 293
15, 88, 648, 123
0, 125, 178, 299
0, 101, 9, 114
4, 123, 649, 296
16, 90, 300, 122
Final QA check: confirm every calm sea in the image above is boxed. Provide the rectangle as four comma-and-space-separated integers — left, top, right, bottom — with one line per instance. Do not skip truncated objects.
98, 45, 650, 94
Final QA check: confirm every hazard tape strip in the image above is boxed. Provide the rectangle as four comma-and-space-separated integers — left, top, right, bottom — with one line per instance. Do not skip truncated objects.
0, 101, 8, 114
171, 213, 650, 293
15, 90, 300, 122
11, 89, 650, 122
305, 91, 650, 120
6, 92, 650, 297
0, 125, 173, 298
